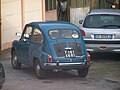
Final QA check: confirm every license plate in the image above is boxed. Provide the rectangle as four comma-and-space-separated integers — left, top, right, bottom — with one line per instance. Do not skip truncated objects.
65, 48, 75, 58
94, 34, 113, 39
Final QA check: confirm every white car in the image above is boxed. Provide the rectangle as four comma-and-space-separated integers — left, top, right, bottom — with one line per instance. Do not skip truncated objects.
80, 9, 120, 53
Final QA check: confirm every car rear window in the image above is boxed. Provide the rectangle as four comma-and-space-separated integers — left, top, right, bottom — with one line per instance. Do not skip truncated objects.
49, 29, 79, 39
83, 14, 120, 28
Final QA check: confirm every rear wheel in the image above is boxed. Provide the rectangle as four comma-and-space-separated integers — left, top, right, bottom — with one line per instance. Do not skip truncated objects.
77, 67, 89, 78
34, 60, 45, 79
11, 51, 21, 69
0, 86, 3, 89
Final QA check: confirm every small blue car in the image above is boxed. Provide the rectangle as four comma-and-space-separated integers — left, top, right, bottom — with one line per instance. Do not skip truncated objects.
11, 21, 91, 79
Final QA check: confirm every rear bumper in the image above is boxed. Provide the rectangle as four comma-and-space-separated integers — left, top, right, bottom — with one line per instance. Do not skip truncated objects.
43, 62, 91, 70
84, 41, 120, 53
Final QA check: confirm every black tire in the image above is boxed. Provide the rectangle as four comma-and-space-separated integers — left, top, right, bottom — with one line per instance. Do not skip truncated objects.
11, 51, 21, 70
0, 63, 5, 78
34, 60, 45, 79
77, 67, 89, 78
0, 86, 2, 89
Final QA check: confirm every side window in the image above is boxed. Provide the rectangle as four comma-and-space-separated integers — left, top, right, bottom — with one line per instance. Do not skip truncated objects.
23, 26, 32, 40
31, 28, 43, 42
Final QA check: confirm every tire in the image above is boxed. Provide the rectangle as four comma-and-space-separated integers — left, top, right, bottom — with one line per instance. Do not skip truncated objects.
0, 86, 3, 89
77, 67, 89, 78
34, 60, 45, 79
11, 51, 21, 70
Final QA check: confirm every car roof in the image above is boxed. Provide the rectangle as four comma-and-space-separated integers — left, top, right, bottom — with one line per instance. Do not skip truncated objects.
28, 21, 79, 32
88, 9, 120, 15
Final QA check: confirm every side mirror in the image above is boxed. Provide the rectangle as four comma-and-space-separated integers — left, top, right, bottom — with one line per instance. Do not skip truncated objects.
79, 20, 83, 24
16, 32, 22, 37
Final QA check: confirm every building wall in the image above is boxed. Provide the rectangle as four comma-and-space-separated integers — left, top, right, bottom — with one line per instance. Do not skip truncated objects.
69, 0, 90, 27
24, 0, 43, 24
0, 0, 1, 50
1, 0, 43, 51
70, 7, 90, 27
90, 0, 100, 9
1, 0, 22, 51
45, 0, 57, 21
45, 10, 57, 21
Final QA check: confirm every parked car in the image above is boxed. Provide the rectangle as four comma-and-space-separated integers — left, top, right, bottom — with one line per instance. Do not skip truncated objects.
0, 63, 5, 89
11, 21, 91, 79
79, 9, 120, 53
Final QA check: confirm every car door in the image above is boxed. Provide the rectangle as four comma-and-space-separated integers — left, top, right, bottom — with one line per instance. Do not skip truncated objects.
28, 28, 44, 65
17, 25, 33, 63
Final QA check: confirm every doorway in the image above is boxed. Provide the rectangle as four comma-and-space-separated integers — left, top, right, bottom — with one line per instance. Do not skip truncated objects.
57, 0, 70, 22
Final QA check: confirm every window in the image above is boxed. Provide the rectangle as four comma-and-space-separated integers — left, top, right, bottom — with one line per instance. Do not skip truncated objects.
83, 15, 120, 28
45, 0, 56, 11
31, 28, 43, 42
23, 26, 32, 39
49, 29, 79, 39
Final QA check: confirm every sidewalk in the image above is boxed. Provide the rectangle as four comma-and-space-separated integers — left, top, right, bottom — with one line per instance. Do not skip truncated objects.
0, 49, 11, 60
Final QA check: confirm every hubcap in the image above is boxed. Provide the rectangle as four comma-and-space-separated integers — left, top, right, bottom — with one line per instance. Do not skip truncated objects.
13, 55, 17, 66
36, 64, 40, 76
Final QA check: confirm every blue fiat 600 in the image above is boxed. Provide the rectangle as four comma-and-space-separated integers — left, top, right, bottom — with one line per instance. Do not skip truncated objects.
11, 21, 91, 79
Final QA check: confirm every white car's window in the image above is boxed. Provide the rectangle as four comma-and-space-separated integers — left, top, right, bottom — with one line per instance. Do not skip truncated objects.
83, 15, 120, 28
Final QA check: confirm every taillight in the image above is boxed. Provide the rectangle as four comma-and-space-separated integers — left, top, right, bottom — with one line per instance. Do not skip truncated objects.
80, 30, 86, 36
87, 53, 91, 62
48, 55, 52, 62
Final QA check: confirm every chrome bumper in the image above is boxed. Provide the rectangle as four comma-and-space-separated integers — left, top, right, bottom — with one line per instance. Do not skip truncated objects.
44, 62, 86, 66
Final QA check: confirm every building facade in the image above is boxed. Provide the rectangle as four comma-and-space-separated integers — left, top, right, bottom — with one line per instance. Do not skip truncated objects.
0, 0, 46, 51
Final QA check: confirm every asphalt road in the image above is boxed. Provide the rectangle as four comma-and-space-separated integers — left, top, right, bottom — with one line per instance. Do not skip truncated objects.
0, 50, 120, 90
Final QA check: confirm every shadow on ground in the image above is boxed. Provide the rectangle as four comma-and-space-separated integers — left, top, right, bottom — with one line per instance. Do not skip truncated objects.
91, 53, 120, 61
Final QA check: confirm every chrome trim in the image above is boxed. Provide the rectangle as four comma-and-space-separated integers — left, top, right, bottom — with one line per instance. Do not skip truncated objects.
87, 49, 94, 52
84, 39, 120, 41
113, 49, 120, 52
44, 62, 85, 66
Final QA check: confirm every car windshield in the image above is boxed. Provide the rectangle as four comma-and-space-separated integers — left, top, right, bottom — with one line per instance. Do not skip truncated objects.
49, 29, 79, 39
83, 14, 120, 28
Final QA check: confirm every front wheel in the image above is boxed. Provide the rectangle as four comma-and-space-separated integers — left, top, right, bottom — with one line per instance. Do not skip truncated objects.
11, 51, 21, 70
77, 67, 89, 78
34, 60, 45, 79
